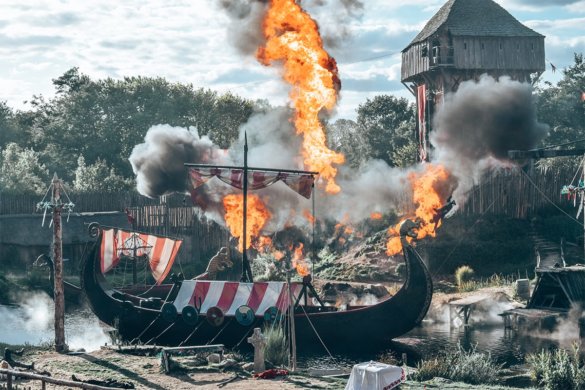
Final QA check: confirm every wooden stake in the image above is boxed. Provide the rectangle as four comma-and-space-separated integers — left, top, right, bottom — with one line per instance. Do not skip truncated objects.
52, 173, 66, 352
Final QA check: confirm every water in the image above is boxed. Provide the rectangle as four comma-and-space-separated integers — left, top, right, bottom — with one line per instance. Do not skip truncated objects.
0, 292, 111, 351
0, 297, 570, 370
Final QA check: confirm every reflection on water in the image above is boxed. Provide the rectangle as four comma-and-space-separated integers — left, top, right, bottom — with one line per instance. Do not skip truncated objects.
0, 298, 574, 370
299, 320, 573, 371
0, 294, 111, 351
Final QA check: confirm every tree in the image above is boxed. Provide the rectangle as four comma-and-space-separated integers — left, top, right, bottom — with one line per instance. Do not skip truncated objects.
0, 143, 49, 194
356, 95, 416, 166
0, 101, 20, 148
73, 156, 133, 192
535, 53, 585, 173
327, 119, 368, 168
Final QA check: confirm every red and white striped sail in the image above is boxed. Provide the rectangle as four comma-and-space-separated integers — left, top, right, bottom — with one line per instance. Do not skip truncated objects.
172, 280, 304, 316
189, 168, 315, 199
100, 228, 182, 285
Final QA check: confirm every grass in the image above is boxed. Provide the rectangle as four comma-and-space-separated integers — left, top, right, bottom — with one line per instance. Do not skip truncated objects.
456, 273, 515, 293
455, 266, 474, 290
527, 344, 585, 389
263, 324, 288, 367
411, 344, 502, 386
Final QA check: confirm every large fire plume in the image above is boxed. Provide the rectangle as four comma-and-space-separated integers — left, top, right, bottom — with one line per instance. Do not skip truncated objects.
386, 164, 452, 256
223, 194, 272, 252
257, 0, 345, 194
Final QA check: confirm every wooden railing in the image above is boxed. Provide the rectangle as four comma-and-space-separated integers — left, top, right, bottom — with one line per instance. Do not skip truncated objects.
0, 368, 115, 390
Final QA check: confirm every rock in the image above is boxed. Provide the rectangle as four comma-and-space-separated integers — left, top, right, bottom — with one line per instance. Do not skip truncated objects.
366, 284, 389, 298
242, 362, 255, 372
207, 353, 221, 364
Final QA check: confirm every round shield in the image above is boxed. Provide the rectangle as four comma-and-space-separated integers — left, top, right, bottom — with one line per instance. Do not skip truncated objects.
263, 306, 280, 323
235, 305, 255, 326
206, 306, 224, 327
182, 305, 199, 326
161, 302, 178, 323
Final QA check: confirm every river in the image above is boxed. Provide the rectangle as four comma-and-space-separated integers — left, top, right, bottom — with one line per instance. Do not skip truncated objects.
0, 293, 570, 371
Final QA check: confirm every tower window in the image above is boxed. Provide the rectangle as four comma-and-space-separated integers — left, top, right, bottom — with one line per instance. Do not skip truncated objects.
481, 43, 485, 50
499, 43, 503, 50
464, 42, 467, 50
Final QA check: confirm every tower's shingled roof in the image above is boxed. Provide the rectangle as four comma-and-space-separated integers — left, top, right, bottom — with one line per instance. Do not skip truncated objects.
406, 0, 543, 49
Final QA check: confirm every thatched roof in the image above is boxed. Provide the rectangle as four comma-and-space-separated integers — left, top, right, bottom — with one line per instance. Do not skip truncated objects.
406, 0, 543, 48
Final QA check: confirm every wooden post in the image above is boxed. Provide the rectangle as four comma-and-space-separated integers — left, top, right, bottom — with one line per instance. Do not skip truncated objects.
287, 263, 297, 372
52, 173, 66, 352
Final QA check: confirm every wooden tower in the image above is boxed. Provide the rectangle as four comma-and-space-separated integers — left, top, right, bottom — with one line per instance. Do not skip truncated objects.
401, 0, 545, 161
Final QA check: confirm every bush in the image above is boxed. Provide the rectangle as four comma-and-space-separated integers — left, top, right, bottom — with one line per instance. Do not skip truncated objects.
411, 345, 501, 385
455, 266, 475, 290
527, 345, 585, 389
264, 325, 288, 366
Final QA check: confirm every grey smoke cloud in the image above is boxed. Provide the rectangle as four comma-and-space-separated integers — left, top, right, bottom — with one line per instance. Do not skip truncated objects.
129, 125, 222, 198
431, 75, 549, 199
215, 0, 267, 56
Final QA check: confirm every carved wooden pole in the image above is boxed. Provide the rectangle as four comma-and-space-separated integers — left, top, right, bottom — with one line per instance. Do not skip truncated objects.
52, 173, 66, 352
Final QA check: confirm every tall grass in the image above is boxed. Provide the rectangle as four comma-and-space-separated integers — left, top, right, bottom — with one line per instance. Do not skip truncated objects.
527, 345, 585, 389
411, 345, 502, 385
455, 266, 474, 291
264, 325, 288, 366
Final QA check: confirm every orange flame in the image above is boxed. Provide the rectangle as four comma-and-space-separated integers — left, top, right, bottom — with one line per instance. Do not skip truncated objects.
303, 209, 316, 225
292, 243, 310, 277
371, 212, 383, 220
223, 194, 271, 252
257, 0, 344, 194
386, 164, 452, 256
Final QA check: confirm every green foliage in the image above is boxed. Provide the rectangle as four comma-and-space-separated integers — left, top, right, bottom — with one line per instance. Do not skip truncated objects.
411, 345, 502, 385
23, 68, 255, 182
0, 143, 49, 194
395, 263, 406, 278
327, 119, 368, 168
527, 345, 585, 390
73, 156, 133, 192
356, 95, 416, 167
535, 53, 585, 174
263, 325, 288, 366
454, 265, 474, 288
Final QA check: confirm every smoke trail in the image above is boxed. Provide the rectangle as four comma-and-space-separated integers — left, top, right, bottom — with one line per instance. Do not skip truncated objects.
129, 125, 222, 198
431, 75, 549, 198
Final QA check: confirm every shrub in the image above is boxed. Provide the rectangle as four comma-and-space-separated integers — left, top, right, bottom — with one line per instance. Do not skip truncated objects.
455, 266, 475, 289
263, 325, 288, 366
411, 345, 501, 385
527, 345, 585, 390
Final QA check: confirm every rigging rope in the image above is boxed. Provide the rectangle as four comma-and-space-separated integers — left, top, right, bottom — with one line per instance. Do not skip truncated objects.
298, 304, 334, 359
521, 169, 584, 227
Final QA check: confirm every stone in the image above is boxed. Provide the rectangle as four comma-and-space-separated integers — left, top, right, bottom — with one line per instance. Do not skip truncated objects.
247, 327, 267, 372
242, 362, 255, 372
207, 353, 221, 364
218, 359, 237, 369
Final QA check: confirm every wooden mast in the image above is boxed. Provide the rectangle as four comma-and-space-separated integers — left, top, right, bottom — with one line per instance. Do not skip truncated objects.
242, 133, 253, 282
51, 173, 66, 352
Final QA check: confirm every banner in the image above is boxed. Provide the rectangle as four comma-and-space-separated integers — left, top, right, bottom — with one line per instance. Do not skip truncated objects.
417, 85, 427, 162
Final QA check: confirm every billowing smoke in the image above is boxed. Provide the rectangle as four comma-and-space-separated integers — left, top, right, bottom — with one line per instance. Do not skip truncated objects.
431, 75, 549, 198
216, 0, 267, 56
129, 125, 223, 198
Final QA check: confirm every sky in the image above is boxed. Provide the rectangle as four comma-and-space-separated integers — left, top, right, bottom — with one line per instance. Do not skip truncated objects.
0, 0, 584, 120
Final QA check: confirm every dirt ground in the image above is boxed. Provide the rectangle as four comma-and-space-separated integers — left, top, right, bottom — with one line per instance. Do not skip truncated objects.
5, 348, 344, 390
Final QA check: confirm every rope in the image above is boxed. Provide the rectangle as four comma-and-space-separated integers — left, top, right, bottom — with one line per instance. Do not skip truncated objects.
145, 321, 176, 345
298, 304, 334, 359
130, 314, 161, 345
207, 319, 233, 345
569, 155, 585, 186
178, 322, 205, 347
521, 169, 584, 227
312, 187, 316, 276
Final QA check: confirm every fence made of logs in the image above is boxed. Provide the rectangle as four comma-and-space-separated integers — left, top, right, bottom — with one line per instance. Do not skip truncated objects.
0, 368, 116, 390
0, 165, 579, 222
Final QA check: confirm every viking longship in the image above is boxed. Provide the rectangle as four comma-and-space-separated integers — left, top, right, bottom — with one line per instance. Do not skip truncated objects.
81, 137, 433, 349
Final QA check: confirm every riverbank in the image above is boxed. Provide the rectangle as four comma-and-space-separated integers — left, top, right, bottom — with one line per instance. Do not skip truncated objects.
0, 347, 535, 390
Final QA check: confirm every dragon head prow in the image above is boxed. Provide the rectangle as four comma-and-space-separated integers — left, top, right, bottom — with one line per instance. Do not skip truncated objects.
399, 218, 423, 239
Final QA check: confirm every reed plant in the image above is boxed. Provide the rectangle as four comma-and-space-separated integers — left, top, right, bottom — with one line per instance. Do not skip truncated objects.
263, 324, 288, 366
411, 345, 501, 385
454, 265, 474, 290
527, 344, 585, 389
